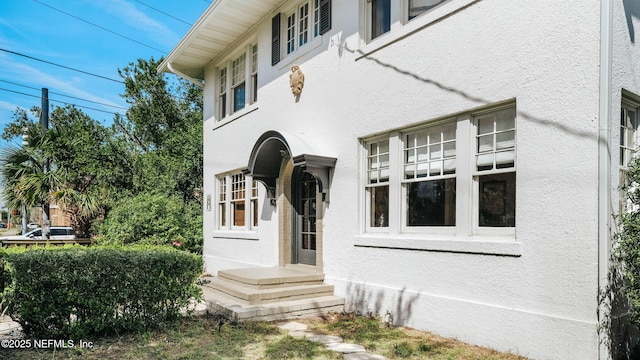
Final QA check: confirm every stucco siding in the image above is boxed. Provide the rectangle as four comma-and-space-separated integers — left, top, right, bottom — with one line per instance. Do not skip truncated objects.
197, 0, 610, 358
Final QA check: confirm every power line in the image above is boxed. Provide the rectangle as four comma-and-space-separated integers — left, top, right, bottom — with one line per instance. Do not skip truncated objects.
134, 0, 192, 26
33, 0, 168, 55
0, 79, 128, 110
0, 87, 127, 117
0, 48, 124, 84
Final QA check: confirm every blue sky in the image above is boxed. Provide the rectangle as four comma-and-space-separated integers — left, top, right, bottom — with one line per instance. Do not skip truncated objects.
0, 0, 210, 145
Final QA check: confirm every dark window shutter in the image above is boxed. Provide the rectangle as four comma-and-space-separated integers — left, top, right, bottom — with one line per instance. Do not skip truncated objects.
272, 14, 281, 66
319, 0, 331, 35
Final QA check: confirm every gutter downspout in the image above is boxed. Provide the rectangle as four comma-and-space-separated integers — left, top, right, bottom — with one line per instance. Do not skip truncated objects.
598, 0, 613, 359
167, 62, 204, 88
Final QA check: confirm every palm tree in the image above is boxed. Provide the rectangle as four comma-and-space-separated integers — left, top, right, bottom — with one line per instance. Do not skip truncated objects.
0, 129, 59, 235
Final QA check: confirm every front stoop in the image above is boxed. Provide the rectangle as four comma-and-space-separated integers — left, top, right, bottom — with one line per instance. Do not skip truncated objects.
200, 266, 344, 321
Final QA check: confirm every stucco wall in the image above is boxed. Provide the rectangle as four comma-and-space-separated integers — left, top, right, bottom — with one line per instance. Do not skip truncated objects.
200, 0, 609, 358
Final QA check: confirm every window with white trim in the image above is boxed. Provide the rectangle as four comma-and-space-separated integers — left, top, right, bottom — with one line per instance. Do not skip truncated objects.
366, 139, 390, 228
217, 44, 258, 120
271, 0, 331, 65
474, 109, 516, 227
362, 0, 452, 43
363, 105, 516, 234
402, 122, 456, 227
407, 0, 451, 21
217, 172, 260, 230
620, 95, 640, 213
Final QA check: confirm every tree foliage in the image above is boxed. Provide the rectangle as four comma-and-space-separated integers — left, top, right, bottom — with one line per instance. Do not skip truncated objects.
0, 57, 203, 249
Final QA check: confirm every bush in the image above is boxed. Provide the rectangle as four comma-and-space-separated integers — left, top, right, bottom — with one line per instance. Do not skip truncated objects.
97, 193, 203, 254
1, 245, 203, 339
616, 157, 640, 324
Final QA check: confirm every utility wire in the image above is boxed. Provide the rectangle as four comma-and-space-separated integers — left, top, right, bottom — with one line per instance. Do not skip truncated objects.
0, 48, 124, 84
0, 87, 127, 117
134, 0, 192, 26
0, 79, 128, 110
33, 0, 168, 55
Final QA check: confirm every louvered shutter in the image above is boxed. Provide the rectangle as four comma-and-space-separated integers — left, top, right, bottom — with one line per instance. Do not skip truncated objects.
271, 14, 281, 66
319, 0, 331, 35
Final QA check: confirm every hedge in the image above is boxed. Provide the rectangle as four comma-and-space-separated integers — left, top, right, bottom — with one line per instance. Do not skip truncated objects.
1, 245, 203, 339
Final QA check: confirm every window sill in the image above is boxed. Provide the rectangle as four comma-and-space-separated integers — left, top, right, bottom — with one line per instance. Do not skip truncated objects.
278, 36, 324, 71
353, 234, 522, 257
212, 231, 259, 241
213, 105, 259, 130
358, 0, 480, 60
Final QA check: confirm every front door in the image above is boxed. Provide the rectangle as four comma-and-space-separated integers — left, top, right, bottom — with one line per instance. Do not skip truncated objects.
293, 172, 317, 265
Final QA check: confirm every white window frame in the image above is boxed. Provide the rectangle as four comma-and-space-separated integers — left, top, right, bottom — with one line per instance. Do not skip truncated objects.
281, 0, 323, 58
403, 0, 452, 23
362, 104, 516, 238
365, 136, 391, 232
216, 43, 258, 122
400, 120, 457, 234
217, 171, 261, 230
620, 93, 640, 214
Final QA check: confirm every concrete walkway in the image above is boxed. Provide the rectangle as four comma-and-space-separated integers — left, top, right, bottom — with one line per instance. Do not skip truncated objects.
0, 315, 22, 339
277, 321, 387, 360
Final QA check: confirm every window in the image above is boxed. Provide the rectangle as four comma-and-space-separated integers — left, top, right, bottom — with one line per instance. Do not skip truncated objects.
218, 172, 261, 230
620, 95, 640, 213
217, 44, 258, 120
403, 123, 456, 226
370, 0, 391, 40
251, 45, 258, 103
366, 139, 390, 228
408, 0, 450, 21
474, 109, 516, 227
219, 68, 227, 119
272, 0, 331, 65
363, 105, 516, 234
231, 54, 246, 113
362, 0, 453, 44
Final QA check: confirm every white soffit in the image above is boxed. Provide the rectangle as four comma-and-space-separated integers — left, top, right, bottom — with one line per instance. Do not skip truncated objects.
159, 0, 283, 79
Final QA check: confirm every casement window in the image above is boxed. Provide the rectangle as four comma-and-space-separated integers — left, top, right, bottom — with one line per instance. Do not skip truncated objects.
217, 44, 258, 120
620, 94, 640, 213
217, 172, 260, 230
272, 0, 331, 65
363, 106, 516, 234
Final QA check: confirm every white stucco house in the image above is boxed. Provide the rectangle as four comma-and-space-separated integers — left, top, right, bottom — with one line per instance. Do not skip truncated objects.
159, 1, 640, 358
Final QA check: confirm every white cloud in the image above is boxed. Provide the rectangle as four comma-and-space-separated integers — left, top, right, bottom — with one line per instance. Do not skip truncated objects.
0, 55, 127, 114
89, 0, 179, 49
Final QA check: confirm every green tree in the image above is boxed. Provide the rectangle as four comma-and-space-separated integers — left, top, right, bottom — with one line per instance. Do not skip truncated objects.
117, 57, 203, 203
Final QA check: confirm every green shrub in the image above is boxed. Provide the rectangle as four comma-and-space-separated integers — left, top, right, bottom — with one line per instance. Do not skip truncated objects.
97, 193, 203, 254
616, 157, 640, 324
1, 245, 203, 339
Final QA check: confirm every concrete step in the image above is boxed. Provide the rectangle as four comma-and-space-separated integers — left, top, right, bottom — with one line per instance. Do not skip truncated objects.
218, 266, 325, 289
204, 276, 335, 305
201, 286, 344, 322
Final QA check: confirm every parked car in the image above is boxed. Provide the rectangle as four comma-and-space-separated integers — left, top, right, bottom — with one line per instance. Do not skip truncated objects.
27, 223, 39, 229
0, 227, 75, 241
0, 223, 6, 228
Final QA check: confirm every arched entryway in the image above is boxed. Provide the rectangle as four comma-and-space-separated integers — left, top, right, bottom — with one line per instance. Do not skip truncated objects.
246, 131, 335, 269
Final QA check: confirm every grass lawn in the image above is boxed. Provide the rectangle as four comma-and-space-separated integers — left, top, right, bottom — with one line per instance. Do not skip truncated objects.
3, 312, 528, 360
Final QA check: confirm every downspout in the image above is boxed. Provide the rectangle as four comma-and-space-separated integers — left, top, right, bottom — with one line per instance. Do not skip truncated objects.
167, 62, 204, 88
598, 0, 613, 359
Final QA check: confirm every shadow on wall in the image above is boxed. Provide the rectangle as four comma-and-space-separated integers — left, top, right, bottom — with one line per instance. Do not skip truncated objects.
343, 281, 419, 326
624, 0, 640, 43
600, 263, 640, 359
